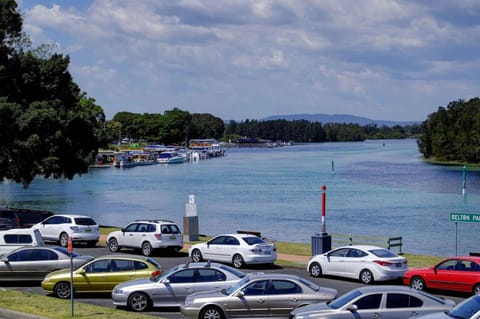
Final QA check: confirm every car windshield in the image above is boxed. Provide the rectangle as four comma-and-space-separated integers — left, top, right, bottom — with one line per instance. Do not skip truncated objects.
369, 249, 397, 258
151, 264, 181, 282
328, 289, 362, 309
299, 277, 321, 291
448, 296, 480, 319
242, 236, 265, 245
74, 218, 96, 226
225, 277, 250, 295
53, 246, 79, 257
219, 265, 246, 278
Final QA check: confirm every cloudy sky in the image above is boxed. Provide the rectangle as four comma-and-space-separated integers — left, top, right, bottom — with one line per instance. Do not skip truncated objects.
18, 0, 480, 121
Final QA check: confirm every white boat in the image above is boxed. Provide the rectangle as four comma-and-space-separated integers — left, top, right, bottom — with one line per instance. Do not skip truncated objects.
113, 153, 136, 168
157, 151, 185, 164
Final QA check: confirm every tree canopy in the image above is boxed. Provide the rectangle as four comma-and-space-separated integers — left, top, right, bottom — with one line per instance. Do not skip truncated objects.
0, 0, 105, 187
418, 98, 480, 163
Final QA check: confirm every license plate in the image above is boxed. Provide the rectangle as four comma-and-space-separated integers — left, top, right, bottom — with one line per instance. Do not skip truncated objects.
169, 235, 176, 240
85, 229, 91, 233
395, 263, 402, 267
264, 251, 271, 255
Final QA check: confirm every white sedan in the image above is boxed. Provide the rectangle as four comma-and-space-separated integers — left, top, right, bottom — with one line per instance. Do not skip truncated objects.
307, 245, 407, 284
188, 233, 277, 268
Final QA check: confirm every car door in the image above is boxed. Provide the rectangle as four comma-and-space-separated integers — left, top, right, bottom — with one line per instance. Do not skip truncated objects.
323, 248, 350, 276
383, 292, 426, 319
343, 248, 369, 278
74, 258, 136, 292
350, 292, 383, 319
159, 268, 197, 305
267, 279, 304, 317
38, 216, 64, 241
426, 259, 465, 291
117, 223, 142, 248
202, 236, 228, 262
0, 249, 44, 280
227, 279, 270, 318
194, 268, 227, 292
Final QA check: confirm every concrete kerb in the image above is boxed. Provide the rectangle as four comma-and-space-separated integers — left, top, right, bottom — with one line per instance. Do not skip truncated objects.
0, 307, 51, 319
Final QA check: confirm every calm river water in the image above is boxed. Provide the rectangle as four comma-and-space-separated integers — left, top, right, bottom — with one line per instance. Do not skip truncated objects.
1, 139, 478, 257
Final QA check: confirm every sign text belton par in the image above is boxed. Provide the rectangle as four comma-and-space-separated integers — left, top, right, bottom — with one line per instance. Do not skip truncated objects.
449, 212, 480, 223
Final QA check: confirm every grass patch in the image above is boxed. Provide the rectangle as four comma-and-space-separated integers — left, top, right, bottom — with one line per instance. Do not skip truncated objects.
0, 289, 161, 319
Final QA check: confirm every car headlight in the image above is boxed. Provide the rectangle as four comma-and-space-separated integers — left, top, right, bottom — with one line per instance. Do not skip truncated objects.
113, 288, 123, 294
295, 315, 309, 319
184, 299, 193, 306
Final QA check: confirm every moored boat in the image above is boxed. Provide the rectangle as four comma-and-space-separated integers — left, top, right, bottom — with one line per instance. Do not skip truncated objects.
157, 151, 185, 164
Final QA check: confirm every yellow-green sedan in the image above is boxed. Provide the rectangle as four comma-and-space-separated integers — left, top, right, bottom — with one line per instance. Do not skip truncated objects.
41, 254, 162, 299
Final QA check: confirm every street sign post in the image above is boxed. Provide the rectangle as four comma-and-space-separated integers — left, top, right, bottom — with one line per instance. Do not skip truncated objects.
450, 212, 480, 256
449, 212, 480, 223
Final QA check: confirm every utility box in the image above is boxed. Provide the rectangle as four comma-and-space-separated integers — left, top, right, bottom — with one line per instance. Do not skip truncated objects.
311, 233, 332, 255
183, 195, 199, 241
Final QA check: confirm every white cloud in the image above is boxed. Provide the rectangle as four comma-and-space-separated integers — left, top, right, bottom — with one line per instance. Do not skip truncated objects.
19, 0, 480, 121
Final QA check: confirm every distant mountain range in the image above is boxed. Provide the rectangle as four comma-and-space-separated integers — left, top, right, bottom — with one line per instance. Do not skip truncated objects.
261, 113, 421, 127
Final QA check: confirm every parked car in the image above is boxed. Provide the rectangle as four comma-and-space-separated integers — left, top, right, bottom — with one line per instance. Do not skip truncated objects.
188, 233, 277, 268
180, 273, 337, 319
403, 256, 480, 295
307, 245, 407, 284
41, 255, 162, 299
107, 219, 183, 256
31, 214, 100, 247
0, 246, 93, 281
411, 295, 480, 319
289, 286, 456, 319
112, 261, 247, 311
0, 210, 20, 230
0, 228, 45, 254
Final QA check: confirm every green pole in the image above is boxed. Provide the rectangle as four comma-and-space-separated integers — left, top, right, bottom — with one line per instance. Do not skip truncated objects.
462, 164, 467, 196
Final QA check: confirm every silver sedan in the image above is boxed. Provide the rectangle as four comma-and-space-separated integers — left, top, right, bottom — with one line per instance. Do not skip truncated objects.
180, 273, 337, 319
289, 285, 456, 319
0, 246, 93, 281
112, 261, 246, 311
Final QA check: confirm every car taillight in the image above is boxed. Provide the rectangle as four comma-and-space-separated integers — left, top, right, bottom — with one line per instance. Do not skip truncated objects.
250, 248, 262, 253
374, 260, 394, 266
151, 270, 162, 277
154, 234, 162, 240
70, 226, 79, 231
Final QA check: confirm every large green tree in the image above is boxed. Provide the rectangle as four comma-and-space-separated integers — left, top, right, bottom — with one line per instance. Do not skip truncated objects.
0, 0, 104, 187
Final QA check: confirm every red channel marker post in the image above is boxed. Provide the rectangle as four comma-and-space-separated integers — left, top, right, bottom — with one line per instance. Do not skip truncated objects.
68, 236, 74, 316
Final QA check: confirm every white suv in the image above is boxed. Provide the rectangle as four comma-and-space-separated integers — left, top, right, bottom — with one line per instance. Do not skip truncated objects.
31, 214, 100, 247
106, 220, 183, 256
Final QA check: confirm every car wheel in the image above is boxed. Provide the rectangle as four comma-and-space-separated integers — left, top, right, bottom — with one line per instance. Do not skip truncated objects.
142, 241, 153, 256
59, 232, 69, 247
232, 254, 244, 268
108, 238, 120, 252
54, 282, 71, 299
309, 262, 323, 277
200, 306, 224, 319
191, 249, 203, 262
410, 276, 426, 291
359, 269, 374, 284
473, 284, 480, 295
128, 292, 150, 312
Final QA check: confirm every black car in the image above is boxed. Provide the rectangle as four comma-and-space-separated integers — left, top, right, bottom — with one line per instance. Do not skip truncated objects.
0, 210, 20, 230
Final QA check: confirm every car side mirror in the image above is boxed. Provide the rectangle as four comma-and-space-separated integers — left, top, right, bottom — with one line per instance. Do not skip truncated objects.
347, 304, 358, 312
79, 269, 86, 275
1, 257, 8, 263
163, 279, 170, 285
235, 291, 244, 298
121, 228, 126, 233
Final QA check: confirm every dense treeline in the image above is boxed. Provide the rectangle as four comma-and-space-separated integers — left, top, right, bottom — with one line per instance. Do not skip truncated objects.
418, 98, 480, 163
224, 119, 420, 143
108, 109, 420, 145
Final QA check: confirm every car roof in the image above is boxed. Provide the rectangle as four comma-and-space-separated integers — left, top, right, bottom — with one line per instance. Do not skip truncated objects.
215, 233, 260, 239
93, 254, 152, 261
178, 261, 236, 269
335, 245, 386, 250
245, 273, 300, 280
443, 256, 480, 262
355, 285, 427, 293
51, 214, 95, 219
133, 219, 178, 224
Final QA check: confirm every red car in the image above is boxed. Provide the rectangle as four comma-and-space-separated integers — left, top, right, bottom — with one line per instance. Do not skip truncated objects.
403, 256, 480, 295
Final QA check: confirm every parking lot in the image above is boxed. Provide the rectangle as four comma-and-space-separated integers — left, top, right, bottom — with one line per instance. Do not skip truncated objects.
1, 243, 468, 319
